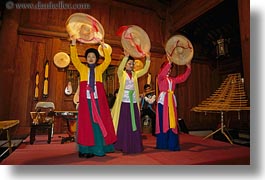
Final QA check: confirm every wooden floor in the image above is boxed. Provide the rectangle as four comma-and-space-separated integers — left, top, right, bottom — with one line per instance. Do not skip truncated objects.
0, 133, 250, 165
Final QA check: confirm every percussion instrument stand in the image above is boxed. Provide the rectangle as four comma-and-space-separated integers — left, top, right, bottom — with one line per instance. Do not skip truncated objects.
203, 111, 233, 144
54, 111, 77, 144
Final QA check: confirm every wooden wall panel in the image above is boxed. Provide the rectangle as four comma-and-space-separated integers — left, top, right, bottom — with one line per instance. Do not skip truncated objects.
0, 9, 20, 119
8, 37, 33, 128
7, 36, 53, 134
19, 0, 165, 51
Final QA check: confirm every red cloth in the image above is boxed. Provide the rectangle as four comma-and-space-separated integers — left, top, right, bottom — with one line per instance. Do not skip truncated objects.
116, 25, 129, 36
77, 81, 117, 146
126, 71, 132, 79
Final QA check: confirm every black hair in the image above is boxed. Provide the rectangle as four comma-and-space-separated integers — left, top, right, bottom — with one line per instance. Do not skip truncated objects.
160, 60, 174, 71
144, 84, 151, 90
124, 56, 135, 71
114, 88, 119, 95
128, 56, 135, 61
85, 48, 100, 63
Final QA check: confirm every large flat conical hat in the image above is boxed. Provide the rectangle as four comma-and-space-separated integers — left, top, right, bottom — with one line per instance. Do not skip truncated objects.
165, 35, 194, 65
53, 52, 70, 68
119, 25, 151, 58
66, 13, 104, 44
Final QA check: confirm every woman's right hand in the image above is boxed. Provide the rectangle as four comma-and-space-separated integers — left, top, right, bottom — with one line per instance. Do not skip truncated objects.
124, 49, 129, 57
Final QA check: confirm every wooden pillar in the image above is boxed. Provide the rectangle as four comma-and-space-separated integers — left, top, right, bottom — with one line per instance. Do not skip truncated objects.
238, 0, 250, 99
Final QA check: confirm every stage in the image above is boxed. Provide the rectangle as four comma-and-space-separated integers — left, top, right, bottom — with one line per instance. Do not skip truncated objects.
0, 133, 250, 165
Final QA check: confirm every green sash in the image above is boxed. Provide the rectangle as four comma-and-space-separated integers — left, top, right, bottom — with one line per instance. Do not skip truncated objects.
129, 90, 137, 131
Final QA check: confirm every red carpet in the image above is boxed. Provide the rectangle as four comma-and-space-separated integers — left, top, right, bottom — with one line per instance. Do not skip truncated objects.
0, 133, 250, 165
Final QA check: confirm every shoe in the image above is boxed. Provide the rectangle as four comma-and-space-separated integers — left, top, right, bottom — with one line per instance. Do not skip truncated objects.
85, 153, 94, 158
79, 152, 95, 158
78, 152, 86, 158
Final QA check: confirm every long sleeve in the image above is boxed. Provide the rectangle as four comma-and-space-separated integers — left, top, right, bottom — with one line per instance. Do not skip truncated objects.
157, 62, 171, 83
136, 57, 151, 78
70, 44, 88, 81
97, 46, 111, 73
117, 56, 128, 78
70, 45, 86, 72
173, 66, 191, 84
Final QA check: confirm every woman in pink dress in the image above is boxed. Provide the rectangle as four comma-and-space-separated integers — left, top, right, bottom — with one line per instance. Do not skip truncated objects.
156, 59, 191, 151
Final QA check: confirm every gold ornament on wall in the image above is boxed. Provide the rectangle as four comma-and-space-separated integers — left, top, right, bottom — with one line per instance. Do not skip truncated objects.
34, 72, 39, 101
43, 60, 49, 98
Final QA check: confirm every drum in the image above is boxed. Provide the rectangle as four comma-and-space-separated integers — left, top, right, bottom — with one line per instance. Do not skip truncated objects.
141, 115, 152, 134
53, 52, 70, 68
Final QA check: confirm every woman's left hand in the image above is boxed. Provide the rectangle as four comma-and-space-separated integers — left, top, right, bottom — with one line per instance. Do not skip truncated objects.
99, 40, 104, 45
145, 52, 151, 60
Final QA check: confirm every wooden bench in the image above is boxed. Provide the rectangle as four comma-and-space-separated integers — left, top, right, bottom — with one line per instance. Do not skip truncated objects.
0, 120, 20, 155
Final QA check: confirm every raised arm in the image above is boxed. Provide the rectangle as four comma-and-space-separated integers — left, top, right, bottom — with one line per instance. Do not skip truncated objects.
70, 39, 86, 71
97, 42, 111, 72
173, 63, 191, 84
157, 60, 171, 81
117, 51, 129, 78
136, 53, 151, 78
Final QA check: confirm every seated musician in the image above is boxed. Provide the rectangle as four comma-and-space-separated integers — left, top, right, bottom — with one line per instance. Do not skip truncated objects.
140, 84, 156, 136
